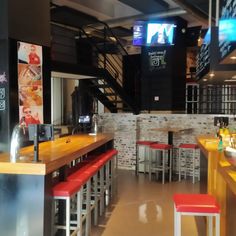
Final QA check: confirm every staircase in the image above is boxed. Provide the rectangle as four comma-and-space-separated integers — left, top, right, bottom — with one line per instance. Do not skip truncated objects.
51, 19, 140, 114
78, 22, 140, 114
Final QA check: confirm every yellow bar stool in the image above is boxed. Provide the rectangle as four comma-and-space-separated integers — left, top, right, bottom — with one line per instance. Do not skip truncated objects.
177, 144, 199, 183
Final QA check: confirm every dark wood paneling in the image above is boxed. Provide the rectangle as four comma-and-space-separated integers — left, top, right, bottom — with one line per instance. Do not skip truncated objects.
8, 0, 50, 46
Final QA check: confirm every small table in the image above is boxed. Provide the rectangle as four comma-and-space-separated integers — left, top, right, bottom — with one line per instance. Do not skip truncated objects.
150, 127, 193, 145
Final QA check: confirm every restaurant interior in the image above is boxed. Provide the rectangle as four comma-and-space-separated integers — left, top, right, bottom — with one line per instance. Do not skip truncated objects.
0, 0, 236, 235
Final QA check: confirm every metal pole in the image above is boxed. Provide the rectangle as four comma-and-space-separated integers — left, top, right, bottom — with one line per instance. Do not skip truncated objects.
216, 0, 220, 26
209, 0, 212, 28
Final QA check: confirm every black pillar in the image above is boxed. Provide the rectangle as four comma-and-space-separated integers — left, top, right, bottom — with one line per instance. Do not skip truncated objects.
0, 0, 51, 152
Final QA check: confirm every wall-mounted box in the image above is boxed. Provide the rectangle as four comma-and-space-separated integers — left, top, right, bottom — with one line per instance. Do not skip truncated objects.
214, 116, 229, 126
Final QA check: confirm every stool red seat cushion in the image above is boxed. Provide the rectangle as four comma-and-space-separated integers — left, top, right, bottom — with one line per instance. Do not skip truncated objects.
137, 141, 156, 146
53, 181, 82, 197
106, 149, 118, 156
150, 143, 172, 150
179, 144, 199, 149
67, 169, 91, 185
173, 194, 220, 214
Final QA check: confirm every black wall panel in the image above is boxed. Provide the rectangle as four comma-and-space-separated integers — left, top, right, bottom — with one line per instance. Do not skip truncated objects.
0, 1, 51, 152
123, 54, 141, 107
8, 0, 50, 47
140, 17, 187, 111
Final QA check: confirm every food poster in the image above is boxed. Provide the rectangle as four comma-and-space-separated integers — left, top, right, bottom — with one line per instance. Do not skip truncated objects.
17, 42, 43, 127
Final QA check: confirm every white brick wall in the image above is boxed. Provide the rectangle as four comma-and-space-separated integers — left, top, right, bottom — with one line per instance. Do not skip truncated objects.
99, 113, 235, 173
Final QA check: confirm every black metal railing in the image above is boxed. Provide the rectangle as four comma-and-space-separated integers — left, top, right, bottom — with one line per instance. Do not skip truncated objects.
186, 83, 236, 114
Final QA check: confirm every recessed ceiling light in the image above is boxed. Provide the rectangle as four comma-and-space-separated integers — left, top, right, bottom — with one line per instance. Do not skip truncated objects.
232, 75, 236, 79
203, 78, 207, 81
230, 56, 236, 60
209, 73, 215, 77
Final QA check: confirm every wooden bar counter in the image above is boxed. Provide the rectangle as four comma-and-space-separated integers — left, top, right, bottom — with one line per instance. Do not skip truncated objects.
0, 133, 114, 236
197, 136, 236, 236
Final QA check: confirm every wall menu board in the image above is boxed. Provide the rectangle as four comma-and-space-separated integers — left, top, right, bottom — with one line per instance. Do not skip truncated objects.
142, 46, 171, 75
17, 42, 43, 127
196, 43, 210, 80
220, 0, 236, 19
219, 0, 236, 60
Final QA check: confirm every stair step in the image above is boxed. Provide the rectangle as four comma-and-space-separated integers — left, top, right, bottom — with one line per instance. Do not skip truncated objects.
104, 93, 116, 96
111, 101, 123, 104
91, 84, 109, 88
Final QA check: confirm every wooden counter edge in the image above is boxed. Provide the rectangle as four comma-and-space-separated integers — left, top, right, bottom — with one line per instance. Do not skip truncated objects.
196, 135, 219, 157
0, 162, 46, 175
45, 134, 114, 174
0, 133, 114, 176
218, 164, 236, 196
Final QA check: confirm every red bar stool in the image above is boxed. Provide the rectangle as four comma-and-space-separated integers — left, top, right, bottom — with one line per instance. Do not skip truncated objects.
149, 143, 173, 184
136, 141, 156, 175
98, 149, 118, 206
173, 194, 220, 236
177, 144, 199, 183
67, 166, 94, 236
52, 180, 85, 236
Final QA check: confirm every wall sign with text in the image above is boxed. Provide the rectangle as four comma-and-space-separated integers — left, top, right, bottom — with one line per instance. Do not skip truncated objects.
148, 50, 167, 71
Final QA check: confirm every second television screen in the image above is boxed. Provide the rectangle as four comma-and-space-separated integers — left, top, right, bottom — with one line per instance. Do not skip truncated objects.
146, 23, 176, 46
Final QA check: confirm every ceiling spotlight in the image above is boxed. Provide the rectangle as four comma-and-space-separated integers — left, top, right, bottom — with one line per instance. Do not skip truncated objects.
209, 73, 215, 78
203, 78, 207, 81
230, 56, 236, 60
109, 37, 117, 42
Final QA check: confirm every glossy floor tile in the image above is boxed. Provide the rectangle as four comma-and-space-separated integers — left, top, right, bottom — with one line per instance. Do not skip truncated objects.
91, 170, 206, 236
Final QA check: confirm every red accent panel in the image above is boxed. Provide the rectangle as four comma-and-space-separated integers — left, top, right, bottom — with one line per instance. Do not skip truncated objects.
179, 144, 199, 149
173, 194, 220, 213
150, 143, 172, 150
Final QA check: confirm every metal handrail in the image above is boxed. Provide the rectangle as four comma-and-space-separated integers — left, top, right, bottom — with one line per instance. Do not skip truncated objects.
78, 27, 123, 84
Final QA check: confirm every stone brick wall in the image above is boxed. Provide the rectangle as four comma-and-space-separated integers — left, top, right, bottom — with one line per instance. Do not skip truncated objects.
99, 113, 235, 174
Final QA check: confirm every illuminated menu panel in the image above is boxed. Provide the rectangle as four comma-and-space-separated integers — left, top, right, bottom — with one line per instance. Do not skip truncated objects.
196, 42, 210, 80
219, 0, 236, 60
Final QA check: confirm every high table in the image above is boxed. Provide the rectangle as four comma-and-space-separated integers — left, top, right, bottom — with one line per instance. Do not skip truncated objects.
150, 127, 193, 145
0, 133, 114, 236
197, 135, 236, 236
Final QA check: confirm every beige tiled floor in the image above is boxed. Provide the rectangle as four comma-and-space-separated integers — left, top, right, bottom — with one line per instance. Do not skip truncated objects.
91, 170, 206, 236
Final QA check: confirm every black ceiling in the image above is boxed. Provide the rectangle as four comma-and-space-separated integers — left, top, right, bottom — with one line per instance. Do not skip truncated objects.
118, 0, 169, 14
51, 6, 99, 28
50, 0, 214, 43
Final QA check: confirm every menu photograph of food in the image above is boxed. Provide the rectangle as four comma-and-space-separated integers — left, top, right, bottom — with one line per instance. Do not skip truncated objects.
17, 42, 44, 127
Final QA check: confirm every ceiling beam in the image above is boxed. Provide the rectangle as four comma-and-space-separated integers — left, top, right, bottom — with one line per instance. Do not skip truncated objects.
118, 0, 168, 14
153, 0, 169, 9
171, 0, 210, 26
98, 8, 187, 28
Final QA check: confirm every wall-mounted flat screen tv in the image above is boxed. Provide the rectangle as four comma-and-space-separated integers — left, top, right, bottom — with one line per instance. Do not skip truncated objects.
133, 21, 176, 46
219, 18, 236, 42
